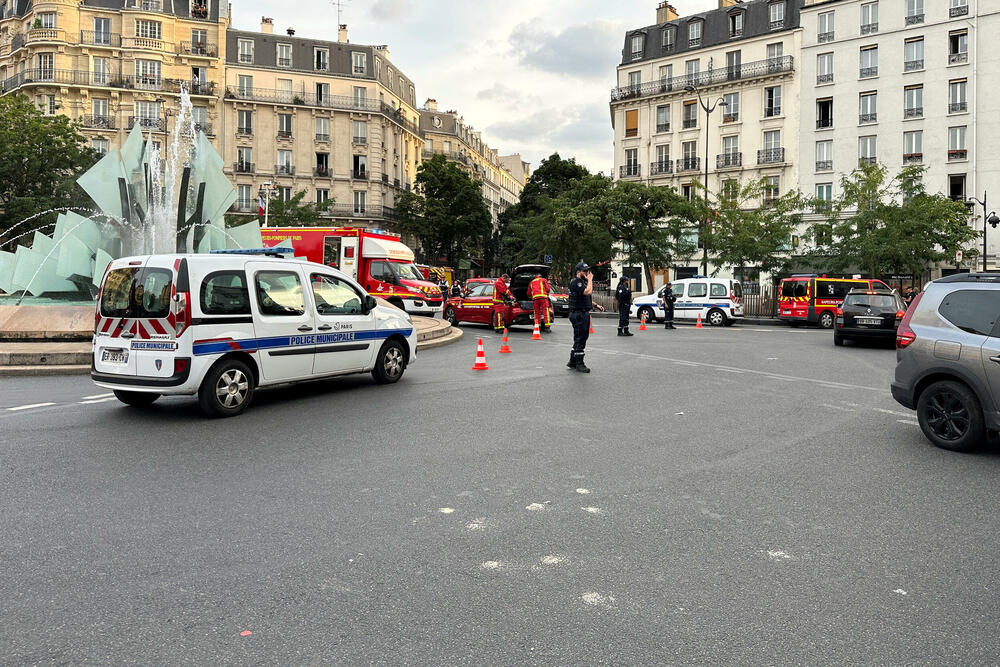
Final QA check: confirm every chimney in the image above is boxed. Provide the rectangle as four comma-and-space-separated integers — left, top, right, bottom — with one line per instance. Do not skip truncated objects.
286, 27, 295, 36
260, 16, 273, 34
718, 0, 740, 8
338, 24, 348, 43
656, 2, 679, 22
425, 98, 438, 111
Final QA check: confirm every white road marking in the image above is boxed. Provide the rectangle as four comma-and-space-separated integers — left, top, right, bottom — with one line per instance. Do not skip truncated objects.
466, 519, 485, 531
897, 419, 920, 426
675, 412, 685, 416
78, 397, 117, 405
575, 488, 590, 494
893, 589, 908, 595
7, 402, 56, 411
875, 408, 913, 417
767, 550, 793, 561
525, 503, 546, 511
718, 368, 745, 374
582, 507, 603, 515
82, 393, 113, 400
581, 592, 616, 609
820, 403, 856, 412
438, 507, 454, 514
540, 555, 565, 565
481, 561, 502, 570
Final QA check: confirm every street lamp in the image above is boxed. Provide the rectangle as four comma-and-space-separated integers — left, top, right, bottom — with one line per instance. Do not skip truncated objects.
258, 181, 272, 226
966, 192, 1000, 272
686, 85, 727, 275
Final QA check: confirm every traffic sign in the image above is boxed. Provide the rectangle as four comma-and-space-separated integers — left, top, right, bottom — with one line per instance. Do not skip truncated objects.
956, 250, 964, 263
544, 254, 553, 264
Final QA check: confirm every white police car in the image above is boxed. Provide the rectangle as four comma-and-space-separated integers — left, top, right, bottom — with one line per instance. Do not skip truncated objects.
91, 249, 417, 417
629, 277, 744, 326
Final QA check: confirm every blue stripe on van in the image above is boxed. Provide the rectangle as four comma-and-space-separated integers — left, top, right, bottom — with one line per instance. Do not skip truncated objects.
192, 327, 414, 356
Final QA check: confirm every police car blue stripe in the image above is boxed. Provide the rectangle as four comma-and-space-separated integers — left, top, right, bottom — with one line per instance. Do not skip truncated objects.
192, 327, 414, 356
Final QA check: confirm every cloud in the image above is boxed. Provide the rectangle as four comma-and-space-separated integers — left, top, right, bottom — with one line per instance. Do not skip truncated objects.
368, 0, 414, 22
509, 20, 625, 79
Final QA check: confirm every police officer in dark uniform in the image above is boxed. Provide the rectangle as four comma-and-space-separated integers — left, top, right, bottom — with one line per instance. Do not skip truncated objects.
567, 261, 594, 373
663, 281, 676, 330
615, 275, 633, 336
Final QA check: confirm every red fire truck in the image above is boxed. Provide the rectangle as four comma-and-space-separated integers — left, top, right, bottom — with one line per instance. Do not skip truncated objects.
778, 274, 891, 328
260, 227, 444, 316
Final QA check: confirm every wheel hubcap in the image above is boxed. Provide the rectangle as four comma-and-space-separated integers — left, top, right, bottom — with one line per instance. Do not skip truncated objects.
384, 348, 403, 378
711, 312, 723, 325
216, 369, 249, 408
925, 392, 970, 441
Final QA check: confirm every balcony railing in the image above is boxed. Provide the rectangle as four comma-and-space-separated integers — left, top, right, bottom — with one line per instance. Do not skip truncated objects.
817, 118, 833, 129
723, 112, 739, 123
950, 101, 968, 113
128, 116, 165, 131
904, 107, 923, 118
730, 28, 743, 38
948, 149, 967, 160
80, 31, 121, 47
275, 164, 295, 175
682, 118, 697, 129
949, 53, 968, 65
353, 169, 368, 180
818, 31, 835, 43
817, 73, 834, 84
861, 22, 878, 34
223, 86, 421, 135
770, 20, 784, 30
233, 162, 255, 173
650, 160, 673, 175
903, 153, 923, 164
180, 41, 218, 57
859, 156, 878, 166
236, 126, 253, 136
677, 157, 700, 172
321, 204, 397, 221
816, 160, 833, 172
315, 133, 330, 142
656, 123, 670, 133
80, 115, 116, 130
238, 53, 253, 64
611, 55, 795, 102
619, 165, 641, 178
277, 130, 293, 139
757, 148, 785, 164
0, 68, 162, 92
313, 166, 330, 177
765, 105, 782, 118
950, 5, 969, 17
26, 28, 67, 44
278, 57, 292, 67
860, 66, 878, 78
859, 113, 877, 123
905, 14, 924, 25
125, 0, 165, 11
353, 136, 368, 145
904, 59, 924, 71
717, 152, 742, 169
121, 36, 171, 51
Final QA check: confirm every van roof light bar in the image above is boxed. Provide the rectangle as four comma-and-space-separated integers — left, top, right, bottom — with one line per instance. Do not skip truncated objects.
210, 247, 295, 257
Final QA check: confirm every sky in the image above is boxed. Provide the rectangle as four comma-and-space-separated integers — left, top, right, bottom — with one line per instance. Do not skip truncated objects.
230, 0, 719, 176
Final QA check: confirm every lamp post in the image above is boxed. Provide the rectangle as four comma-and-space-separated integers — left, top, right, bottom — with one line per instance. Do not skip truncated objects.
966, 192, 1000, 272
258, 181, 272, 226
685, 85, 727, 275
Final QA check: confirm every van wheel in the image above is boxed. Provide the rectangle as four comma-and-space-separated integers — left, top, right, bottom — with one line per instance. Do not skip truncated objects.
638, 306, 656, 324
113, 390, 159, 407
373, 339, 406, 384
199, 359, 255, 418
819, 311, 835, 329
444, 306, 459, 326
707, 308, 726, 327
917, 380, 985, 452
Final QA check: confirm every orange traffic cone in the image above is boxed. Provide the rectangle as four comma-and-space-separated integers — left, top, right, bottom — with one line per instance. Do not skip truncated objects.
638, 312, 648, 331
531, 320, 542, 340
589, 317, 595, 334
472, 338, 489, 370
499, 328, 512, 354
695, 313, 704, 328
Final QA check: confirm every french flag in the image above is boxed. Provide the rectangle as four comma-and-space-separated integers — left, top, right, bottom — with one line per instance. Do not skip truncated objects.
258, 192, 265, 217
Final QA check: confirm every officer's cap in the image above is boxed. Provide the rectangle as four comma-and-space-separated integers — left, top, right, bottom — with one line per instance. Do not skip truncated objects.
575, 261, 591, 272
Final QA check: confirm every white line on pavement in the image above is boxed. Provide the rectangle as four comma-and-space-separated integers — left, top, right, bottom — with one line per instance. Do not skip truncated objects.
78, 397, 117, 405
897, 419, 919, 426
82, 393, 113, 400
874, 407, 914, 417
7, 402, 56, 411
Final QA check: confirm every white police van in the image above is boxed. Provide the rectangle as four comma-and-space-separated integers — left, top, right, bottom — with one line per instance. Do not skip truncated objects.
91, 248, 417, 417
629, 277, 744, 326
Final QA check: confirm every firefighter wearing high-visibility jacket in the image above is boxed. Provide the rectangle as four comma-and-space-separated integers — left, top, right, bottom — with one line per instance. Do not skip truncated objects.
528, 272, 552, 332
491, 274, 513, 333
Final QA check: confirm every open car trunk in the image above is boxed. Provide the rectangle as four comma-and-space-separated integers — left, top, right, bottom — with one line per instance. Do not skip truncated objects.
509, 264, 550, 309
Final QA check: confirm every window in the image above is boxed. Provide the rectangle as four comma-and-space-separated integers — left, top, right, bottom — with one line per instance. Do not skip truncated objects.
722, 136, 739, 166
818, 11, 834, 42
816, 140, 833, 171
192, 106, 207, 131
353, 120, 367, 143
904, 130, 923, 162
685, 59, 700, 85
949, 79, 967, 112
722, 179, 739, 201
275, 78, 292, 102
707, 283, 727, 298
39, 12, 56, 28
904, 38, 924, 70
315, 48, 329, 71
682, 140, 697, 170
764, 177, 780, 204
387, 67, 394, 90
767, 42, 783, 60
951, 0, 969, 17
93, 17, 111, 45
136, 20, 161, 39
280, 186, 292, 202
624, 109, 638, 138
92, 57, 110, 85
190, 28, 208, 53
236, 147, 252, 171
949, 31, 968, 64
949, 174, 966, 201
201, 271, 250, 315
353, 154, 367, 177
688, 21, 702, 46
353, 191, 366, 214
688, 282, 707, 298
237, 184, 251, 210
816, 98, 833, 129
949, 126, 967, 160
135, 59, 161, 88
100, 268, 173, 319
859, 92, 877, 123
315, 82, 330, 104
352, 51, 366, 74
859, 135, 877, 164
729, 12, 744, 37
654, 144, 670, 173
761, 131, 782, 164
277, 113, 292, 139
92, 98, 109, 121
237, 110, 252, 134
628, 70, 641, 92
352, 86, 367, 108
277, 43, 292, 67
816, 183, 833, 208
255, 271, 304, 316
662, 27, 674, 51
860, 46, 878, 77
938, 291, 1000, 337
861, 1, 878, 32
764, 86, 781, 116
277, 150, 292, 174
769, 1, 785, 29
656, 105, 670, 133
904, 85, 923, 118
723, 92, 739, 122
658, 64, 673, 88
136, 100, 160, 120
311, 274, 364, 315
683, 101, 698, 129
817, 53, 834, 84
630, 34, 644, 60
726, 50, 741, 81
682, 184, 694, 201
237, 74, 253, 95
238, 38, 253, 64
906, 0, 924, 24
624, 148, 639, 177
764, 130, 781, 150
315, 152, 329, 176
91, 138, 109, 155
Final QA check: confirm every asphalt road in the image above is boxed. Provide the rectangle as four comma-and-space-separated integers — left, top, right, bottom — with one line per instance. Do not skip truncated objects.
2, 320, 999, 665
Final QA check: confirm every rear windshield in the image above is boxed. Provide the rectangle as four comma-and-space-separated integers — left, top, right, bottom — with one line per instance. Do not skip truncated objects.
100, 267, 173, 318
845, 294, 897, 309
781, 280, 808, 298
732, 282, 742, 298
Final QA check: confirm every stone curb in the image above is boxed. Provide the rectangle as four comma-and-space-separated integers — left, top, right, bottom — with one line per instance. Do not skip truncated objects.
588, 312, 789, 327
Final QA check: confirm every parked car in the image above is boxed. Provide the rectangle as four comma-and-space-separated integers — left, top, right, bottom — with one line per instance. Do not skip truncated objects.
834, 288, 906, 346
891, 273, 1000, 451
442, 281, 534, 328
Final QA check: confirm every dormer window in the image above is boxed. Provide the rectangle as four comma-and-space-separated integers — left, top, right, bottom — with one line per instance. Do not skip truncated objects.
688, 20, 702, 47
729, 12, 744, 38
769, 1, 786, 30
315, 48, 328, 71
630, 33, 644, 60
190, 0, 208, 19
661, 27, 674, 51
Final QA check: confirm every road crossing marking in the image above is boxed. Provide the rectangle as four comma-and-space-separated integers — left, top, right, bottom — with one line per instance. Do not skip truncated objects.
82, 393, 113, 400
7, 402, 56, 411
78, 397, 117, 405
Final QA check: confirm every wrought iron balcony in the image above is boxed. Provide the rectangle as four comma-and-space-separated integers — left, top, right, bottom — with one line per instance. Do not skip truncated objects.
315, 133, 330, 142
905, 14, 924, 25
949, 101, 968, 113
818, 31, 835, 43
353, 169, 368, 180
611, 55, 795, 102
757, 148, 785, 164
949, 53, 968, 65
313, 166, 330, 177
950, 5, 969, 17
353, 136, 368, 145
275, 165, 296, 176
238, 53, 253, 64
277, 130, 293, 139
904, 107, 923, 119
233, 162, 255, 173
859, 156, 878, 166
859, 113, 877, 123
769, 20, 784, 30
949, 149, 967, 160
180, 41, 218, 57
656, 123, 670, 133
861, 22, 878, 34
689, 38, 702, 48
677, 157, 700, 172
717, 152, 742, 169
816, 118, 833, 129
236, 126, 253, 136
904, 59, 924, 71
650, 160, 673, 175
125, 0, 166, 10
683, 117, 697, 129
817, 73, 834, 84
278, 57, 292, 67
860, 66, 878, 78
619, 164, 641, 178
80, 115, 116, 130
321, 204, 397, 221
903, 153, 923, 164
765, 106, 782, 118
816, 160, 833, 172
128, 116, 165, 131
730, 28, 743, 38
80, 31, 121, 47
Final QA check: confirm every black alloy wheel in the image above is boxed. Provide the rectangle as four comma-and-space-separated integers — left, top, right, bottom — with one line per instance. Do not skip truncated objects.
916, 380, 985, 452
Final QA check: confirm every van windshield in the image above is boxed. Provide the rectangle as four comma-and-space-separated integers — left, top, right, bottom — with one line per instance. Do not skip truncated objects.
395, 263, 425, 282
100, 267, 173, 318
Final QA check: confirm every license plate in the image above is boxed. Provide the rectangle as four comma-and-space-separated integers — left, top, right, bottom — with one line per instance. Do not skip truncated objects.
782, 310, 791, 315
101, 348, 128, 364
856, 317, 882, 325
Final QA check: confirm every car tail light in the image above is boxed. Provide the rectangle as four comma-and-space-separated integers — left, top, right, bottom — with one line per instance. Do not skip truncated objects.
174, 291, 191, 337
895, 310, 905, 319
835, 307, 843, 316
896, 292, 924, 349
174, 358, 189, 375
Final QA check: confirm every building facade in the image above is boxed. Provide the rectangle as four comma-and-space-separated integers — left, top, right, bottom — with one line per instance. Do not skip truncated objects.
611, 0, 802, 289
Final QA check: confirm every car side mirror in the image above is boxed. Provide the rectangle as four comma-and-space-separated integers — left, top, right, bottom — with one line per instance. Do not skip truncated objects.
364, 295, 378, 313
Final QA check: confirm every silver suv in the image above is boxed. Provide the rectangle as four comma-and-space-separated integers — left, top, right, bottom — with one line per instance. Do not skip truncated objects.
892, 274, 1000, 451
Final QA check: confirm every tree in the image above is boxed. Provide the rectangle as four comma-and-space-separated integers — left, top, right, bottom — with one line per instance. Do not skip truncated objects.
806, 163, 977, 278
709, 178, 807, 279
246, 190, 332, 227
395, 154, 491, 266
0, 95, 98, 246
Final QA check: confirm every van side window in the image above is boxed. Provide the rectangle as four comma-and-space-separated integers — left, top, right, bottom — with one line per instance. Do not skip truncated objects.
710, 283, 727, 297
311, 273, 364, 315
370, 261, 393, 282
201, 271, 250, 315
688, 282, 707, 298
255, 271, 305, 316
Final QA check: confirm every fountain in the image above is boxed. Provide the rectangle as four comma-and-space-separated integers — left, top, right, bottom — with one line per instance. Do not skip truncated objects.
0, 89, 263, 301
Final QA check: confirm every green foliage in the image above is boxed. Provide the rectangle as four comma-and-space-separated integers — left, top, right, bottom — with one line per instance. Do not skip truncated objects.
0, 95, 98, 246
258, 190, 333, 227
395, 154, 492, 266
806, 163, 977, 277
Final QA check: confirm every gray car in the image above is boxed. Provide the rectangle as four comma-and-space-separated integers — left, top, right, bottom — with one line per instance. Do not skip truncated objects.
891, 273, 1000, 451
